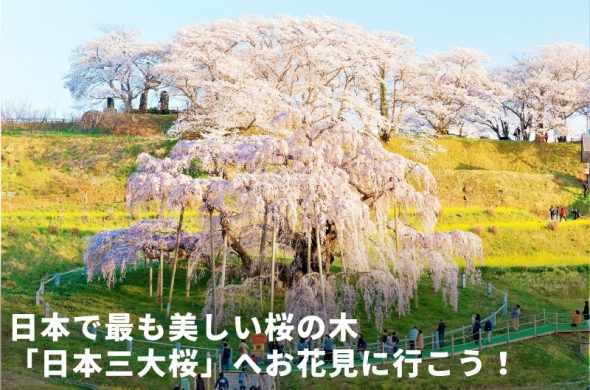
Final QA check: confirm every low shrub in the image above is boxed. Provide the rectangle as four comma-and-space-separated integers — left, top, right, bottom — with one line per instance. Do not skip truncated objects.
487, 225, 498, 234
47, 225, 59, 235
547, 220, 559, 231
470, 226, 483, 236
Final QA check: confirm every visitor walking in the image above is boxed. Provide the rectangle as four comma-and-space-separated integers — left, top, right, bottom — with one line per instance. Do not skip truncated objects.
472, 314, 481, 346
560, 206, 567, 221
196, 373, 205, 390
220, 341, 232, 372
484, 317, 493, 344
380, 329, 388, 352
573, 208, 581, 220
549, 206, 556, 220
297, 337, 308, 363
214, 373, 229, 390
571, 310, 581, 327
511, 305, 521, 331
391, 331, 400, 354
583, 301, 590, 321
408, 326, 418, 350
583, 182, 588, 197
357, 333, 367, 359
437, 319, 446, 348
416, 329, 424, 356
238, 339, 249, 356
238, 368, 249, 390
384, 331, 394, 355
323, 335, 334, 363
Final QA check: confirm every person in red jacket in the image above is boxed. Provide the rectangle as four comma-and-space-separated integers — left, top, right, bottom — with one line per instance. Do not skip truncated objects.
571, 310, 580, 327
559, 206, 567, 221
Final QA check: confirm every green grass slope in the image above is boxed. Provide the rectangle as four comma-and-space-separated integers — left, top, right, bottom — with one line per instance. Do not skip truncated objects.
1, 131, 589, 389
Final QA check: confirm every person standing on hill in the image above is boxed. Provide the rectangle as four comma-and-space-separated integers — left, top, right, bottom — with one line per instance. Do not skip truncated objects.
583, 182, 588, 197
484, 317, 493, 344
357, 334, 367, 359
408, 326, 418, 350
437, 319, 446, 348
196, 373, 205, 390
511, 305, 521, 331
416, 329, 424, 356
571, 310, 581, 327
549, 206, 556, 220
214, 373, 229, 390
238, 367, 249, 390
238, 339, 249, 356
323, 335, 334, 364
572, 209, 581, 220
297, 337, 307, 363
220, 341, 232, 372
472, 314, 481, 346
391, 331, 400, 354
583, 301, 590, 321
559, 206, 567, 221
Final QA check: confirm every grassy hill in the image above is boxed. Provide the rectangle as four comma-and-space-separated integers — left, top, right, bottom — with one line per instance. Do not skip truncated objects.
1, 130, 589, 389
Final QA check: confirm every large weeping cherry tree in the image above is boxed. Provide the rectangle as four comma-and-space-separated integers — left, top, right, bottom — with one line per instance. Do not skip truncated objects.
84, 119, 483, 330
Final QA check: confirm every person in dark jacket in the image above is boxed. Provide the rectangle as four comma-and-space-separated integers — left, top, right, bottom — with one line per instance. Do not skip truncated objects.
484, 318, 493, 344
196, 373, 206, 390
472, 314, 481, 346
437, 319, 446, 348
583, 301, 590, 321
214, 373, 229, 390
357, 334, 367, 359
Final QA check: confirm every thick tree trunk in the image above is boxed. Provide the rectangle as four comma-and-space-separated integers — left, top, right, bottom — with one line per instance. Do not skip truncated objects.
139, 90, 149, 113
219, 213, 252, 271
378, 67, 391, 142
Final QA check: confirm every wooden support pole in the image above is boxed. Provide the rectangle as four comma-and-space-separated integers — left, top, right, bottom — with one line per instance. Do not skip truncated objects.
306, 230, 312, 274
148, 257, 153, 298
209, 209, 217, 333
270, 220, 277, 313
167, 206, 185, 316
316, 223, 326, 307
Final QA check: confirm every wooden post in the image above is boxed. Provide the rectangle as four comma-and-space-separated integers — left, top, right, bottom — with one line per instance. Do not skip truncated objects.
533, 315, 537, 338
209, 209, 217, 333
185, 258, 192, 298
451, 336, 455, 356
158, 245, 164, 310
462, 273, 466, 289
306, 230, 312, 274
507, 320, 510, 343
316, 223, 326, 307
167, 206, 185, 316
270, 220, 277, 313
462, 326, 465, 344
555, 312, 558, 333
148, 257, 153, 298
